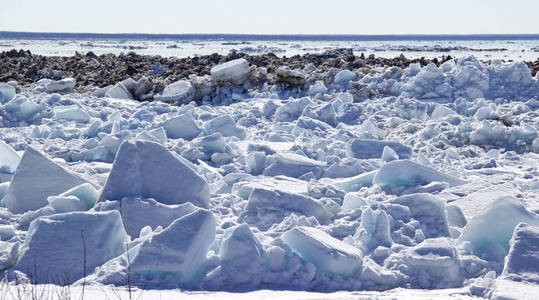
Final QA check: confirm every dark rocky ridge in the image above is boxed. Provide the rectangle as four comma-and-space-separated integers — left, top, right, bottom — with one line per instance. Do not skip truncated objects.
1, 48, 538, 93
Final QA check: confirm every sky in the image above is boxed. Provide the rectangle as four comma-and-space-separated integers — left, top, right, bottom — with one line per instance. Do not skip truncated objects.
1, 0, 538, 35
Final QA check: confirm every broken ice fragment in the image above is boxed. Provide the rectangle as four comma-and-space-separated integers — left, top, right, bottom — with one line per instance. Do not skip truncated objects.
15, 211, 128, 283
373, 160, 465, 187
130, 208, 215, 284
211, 58, 250, 85
459, 196, 539, 261
347, 139, 411, 159
164, 112, 201, 140
98, 140, 210, 208
0, 140, 20, 173
282, 226, 363, 278
2, 146, 89, 214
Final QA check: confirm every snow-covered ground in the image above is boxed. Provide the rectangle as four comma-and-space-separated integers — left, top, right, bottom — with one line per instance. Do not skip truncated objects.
0, 54, 538, 299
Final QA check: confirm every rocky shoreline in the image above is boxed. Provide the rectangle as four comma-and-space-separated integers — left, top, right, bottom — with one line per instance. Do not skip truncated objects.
2, 48, 538, 101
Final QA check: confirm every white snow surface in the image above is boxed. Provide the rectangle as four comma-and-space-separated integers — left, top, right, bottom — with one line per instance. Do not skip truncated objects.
0, 56, 537, 298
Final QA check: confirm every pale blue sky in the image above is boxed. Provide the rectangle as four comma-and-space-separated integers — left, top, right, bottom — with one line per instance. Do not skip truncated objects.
1, 0, 538, 34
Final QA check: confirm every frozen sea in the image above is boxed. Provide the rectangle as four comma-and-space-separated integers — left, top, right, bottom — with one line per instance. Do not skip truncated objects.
1, 32, 539, 61
0, 32, 538, 300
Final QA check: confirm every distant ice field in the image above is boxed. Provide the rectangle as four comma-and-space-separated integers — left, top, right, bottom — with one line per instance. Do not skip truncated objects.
0, 32, 538, 60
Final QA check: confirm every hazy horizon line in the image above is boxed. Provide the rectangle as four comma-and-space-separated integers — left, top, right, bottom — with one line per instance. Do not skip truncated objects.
2, 31, 539, 41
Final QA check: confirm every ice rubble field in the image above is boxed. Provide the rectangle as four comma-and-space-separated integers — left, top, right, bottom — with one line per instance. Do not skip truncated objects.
0, 56, 538, 299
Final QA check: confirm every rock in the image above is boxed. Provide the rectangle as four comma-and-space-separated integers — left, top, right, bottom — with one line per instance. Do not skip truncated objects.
105, 82, 133, 99
14, 211, 128, 283
276, 66, 307, 85
120, 77, 137, 93
154, 80, 194, 103
211, 58, 250, 85
317, 48, 354, 58
2, 146, 90, 214
98, 140, 210, 208
133, 77, 153, 97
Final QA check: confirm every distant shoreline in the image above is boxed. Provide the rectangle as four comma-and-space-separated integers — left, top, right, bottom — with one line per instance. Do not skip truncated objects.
2, 31, 539, 41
